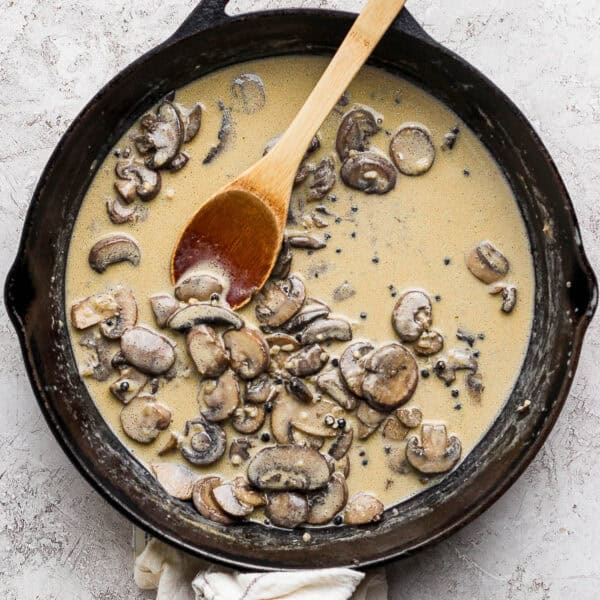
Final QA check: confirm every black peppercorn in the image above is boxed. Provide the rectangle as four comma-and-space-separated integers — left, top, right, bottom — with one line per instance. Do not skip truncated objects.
334, 515, 343, 525
330, 194, 337, 202
119, 381, 129, 392
351, 231, 357, 238
435, 295, 441, 302
336, 248, 342, 254
210, 293, 220, 302
331, 358, 339, 367
324, 232, 332, 240
454, 403, 462, 411
337, 418, 346, 429
359, 450, 366, 457
463, 168, 471, 177
351, 206, 358, 212
360, 312, 367, 319
372, 256, 379, 264
361, 459, 368, 466
261, 432, 271, 442
273, 377, 283, 385
478, 333, 486, 340
335, 217, 342, 224
265, 401, 273, 413
451, 389, 459, 398
420, 369, 430, 378
444, 258, 451, 265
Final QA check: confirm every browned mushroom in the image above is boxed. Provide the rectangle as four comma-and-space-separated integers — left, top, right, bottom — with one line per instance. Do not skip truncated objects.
396, 406, 423, 428
282, 298, 330, 333
300, 317, 353, 345
357, 401, 387, 429
212, 482, 254, 517
305, 155, 337, 201
392, 290, 432, 342
286, 377, 313, 403
120, 325, 176, 375
389, 123, 436, 176
387, 448, 411, 474
79, 332, 114, 382
489, 283, 518, 313
344, 492, 384, 525
168, 303, 244, 331
306, 473, 348, 525
406, 424, 462, 475
231, 477, 267, 507
466, 371, 484, 396
71, 292, 119, 329
89, 234, 141, 273
114, 160, 161, 202
110, 367, 148, 404
150, 293, 180, 328
200, 370, 241, 422
180, 417, 226, 465
316, 368, 358, 410
466, 241, 510, 284
174, 101, 203, 142
255, 275, 306, 329
229, 438, 253, 464
247, 445, 331, 491
271, 238, 293, 280
286, 234, 327, 250
285, 344, 329, 377
120, 394, 171, 443
175, 272, 224, 302
434, 348, 478, 385
187, 325, 229, 378
231, 73, 266, 114
339, 341, 374, 396
192, 476, 234, 525
414, 330, 444, 356
328, 427, 354, 460
231, 403, 265, 434
381, 416, 409, 441
266, 492, 308, 528
362, 344, 418, 411
99, 286, 137, 339
203, 100, 232, 165
223, 327, 270, 380
244, 374, 277, 404
340, 152, 396, 194
151, 462, 198, 500
336, 106, 381, 160
106, 196, 142, 225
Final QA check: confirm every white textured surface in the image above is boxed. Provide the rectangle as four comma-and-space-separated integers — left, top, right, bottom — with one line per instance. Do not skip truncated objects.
1, 1, 599, 598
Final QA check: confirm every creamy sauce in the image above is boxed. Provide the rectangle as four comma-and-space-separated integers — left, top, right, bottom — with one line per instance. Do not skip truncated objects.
65, 56, 534, 512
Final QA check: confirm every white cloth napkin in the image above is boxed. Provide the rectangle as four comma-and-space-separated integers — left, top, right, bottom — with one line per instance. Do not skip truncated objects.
134, 538, 388, 600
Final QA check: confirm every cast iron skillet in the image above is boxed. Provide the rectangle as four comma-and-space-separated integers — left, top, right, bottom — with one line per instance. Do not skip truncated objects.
4, 0, 597, 570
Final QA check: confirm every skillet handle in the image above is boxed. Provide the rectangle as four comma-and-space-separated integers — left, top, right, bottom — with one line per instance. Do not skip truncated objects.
4, 256, 34, 333
391, 8, 435, 43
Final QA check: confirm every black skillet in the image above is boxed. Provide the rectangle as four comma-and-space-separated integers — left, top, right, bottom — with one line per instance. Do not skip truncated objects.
4, 0, 597, 570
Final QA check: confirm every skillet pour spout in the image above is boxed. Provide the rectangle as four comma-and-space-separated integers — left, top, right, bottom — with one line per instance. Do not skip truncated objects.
4, 0, 597, 571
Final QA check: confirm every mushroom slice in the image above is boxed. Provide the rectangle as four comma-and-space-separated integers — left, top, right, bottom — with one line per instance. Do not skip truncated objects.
282, 298, 331, 333
362, 344, 418, 411
232, 477, 267, 507
212, 483, 254, 517
344, 492, 384, 525
414, 330, 444, 356
231, 403, 265, 434
306, 156, 337, 201
389, 123, 436, 176
357, 401, 387, 428
89, 234, 141, 273
337, 455, 351, 478
341, 151, 397, 194
151, 462, 198, 500
336, 106, 381, 160
339, 341, 374, 397
229, 437, 253, 464
328, 427, 354, 460
174, 101, 203, 142
270, 393, 298, 444
175, 273, 223, 302
434, 348, 478, 385
255, 275, 305, 329
79, 332, 114, 382
231, 73, 266, 114
100, 286, 137, 339
157, 430, 183, 456
167, 152, 189, 172
300, 317, 353, 345
271, 238, 293, 280
120, 325, 176, 375
357, 422, 379, 440
466, 241, 510, 284
180, 417, 226, 465
187, 325, 229, 378
387, 448, 411, 474
192, 476, 234, 525
266, 492, 308, 528
223, 327, 270, 380
286, 234, 327, 250
287, 377, 313, 403
466, 371, 484, 397
247, 445, 331, 491
396, 406, 423, 428
203, 101, 233, 165
120, 395, 171, 443
115, 160, 161, 201
382, 416, 409, 441
150, 293, 180, 328
291, 429, 324, 450
406, 424, 462, 475
306, 473, 348, 525
292, 399, 344, 438
245, 374, 277, 404
265, 333, 302, 352
136, 101, 184, 169
392, 290, 433, 342
490, 283, 518, 313
316, 368, 358, 410
110, 367, 148, 404
106, 196, 140, 224
200, 370, 241, 422
71, 292, 119, 329
168, 303, 244, 331
285, 344, 329, 377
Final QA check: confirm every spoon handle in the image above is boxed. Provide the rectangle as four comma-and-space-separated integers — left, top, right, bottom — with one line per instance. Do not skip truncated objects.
259, 0, 407, 195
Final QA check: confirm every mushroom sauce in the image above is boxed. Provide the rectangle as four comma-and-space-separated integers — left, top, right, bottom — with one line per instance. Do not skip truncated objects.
66, 55, 534, 528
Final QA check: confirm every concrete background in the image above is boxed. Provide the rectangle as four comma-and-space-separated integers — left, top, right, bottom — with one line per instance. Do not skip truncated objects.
1, 0, 599, 598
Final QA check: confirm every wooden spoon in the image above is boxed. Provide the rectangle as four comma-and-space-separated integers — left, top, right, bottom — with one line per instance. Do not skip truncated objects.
172, 0, 408, 309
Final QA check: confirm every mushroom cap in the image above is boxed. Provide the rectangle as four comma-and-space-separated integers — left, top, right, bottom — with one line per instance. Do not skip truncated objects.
306, 473, 348, 525
340, 151, 397, 195
88, 234, 141, 273
120, 325, 176, 375
192, 476, 234, 525
99, 286, 138, 339
71, 292, 119, 330
223, 327, 270, 380
109, 367, 148, 404
465, 240, 510, 284
389, 122, 436, 176
187, 325, 229, 378
414, 329, 444, 356
328, 427, 354, 460
255, 275, 306, 329
265, 492, 308, 528
175, 272, 223, 302
212, 483, 254, 517
344, 492, 384, 525
231, 73, 266, 114
151, 462, 198, 500
336, 106, 381, 160
120, 395, 171, 443
392, 290, 433, 343
231, 477, 267, 507
180, 417, 226, 465
244, 373, 277, 404
316, 368, 358, 410
406, 423, 462, 475
300, 317, 353, 345
285, 344, 329, 377
168, 303, 244, 331
200, 370, 241, 422
339, 341, 374, 397
150, 293, 180, 328
231, 402, 265, 434
281, 298, 330, 333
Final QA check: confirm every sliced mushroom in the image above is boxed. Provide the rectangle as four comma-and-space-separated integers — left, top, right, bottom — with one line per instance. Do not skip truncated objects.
466, 371, 484, 396
167, 151, 189, 172
300, 317, 353, 345
337, 455, 351, 478
332, 280, 356, 302
336, 107, 381, 160
285, 344, 329, 377
150, 293, 180, 329
212, 483, 254, 517
187, 325, 229, 378
231, 477, 267, 507
120, 325, 176, 375
106, 196, 141, 224
223, 327, 270, 380
291, 429, 325, 450
266, 492, 308, 528
306, 473, 348, 525
114, 160, 161, 201
79, 332, 114, 381
255, 275, 305, 329
180, 417, 226, 465
120, 395, 171, 443
292, 399, 343, 438
434, 348, 478, 385
344, 492, 384, 525
168, 303, 244, 331
340, 151, 396, 194
229, 437, 253, 464
406, 423, 462, 475
466, 241, 510, 284
316, 368, 358, 410
151, 462, 198, 500
357, 401, 387, 428
357, 421, 379, 440
192, 476, 234, 525
382, 416, 409, 441
339, 341, 374, 397
265, 333, 302, 353
305, 156, 337, 201
231, 403, 265, 434
328, 427, 354, 460
392, 290, 432, 342
271, 238, 293, 280
175, 273, 223, 302
387, 448, 411, 474
282, 298, 330, 333
89, 234, 141, 273
414, 329, 444, 356
286, 234, 327, 250
110, 367, 148, 404
203, 101, 233, 164
389, 123, 436, 176
362, 343, 418, 411
157, 430, 183, 456
247, 445, 331, 491
396, 406, 423, 428
244, 373, 277, 404
231, 73, 266, 114
71, 292, 119, 329
287, 377, 313, 403
174, 101, 203, 142
490, 283, 518, 313
100, 286, 137, 339
200, 370, 241, 422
